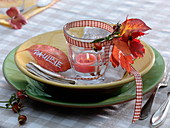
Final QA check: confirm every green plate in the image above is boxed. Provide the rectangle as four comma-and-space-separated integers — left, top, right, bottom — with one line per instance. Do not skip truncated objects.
3, 47, 165, 108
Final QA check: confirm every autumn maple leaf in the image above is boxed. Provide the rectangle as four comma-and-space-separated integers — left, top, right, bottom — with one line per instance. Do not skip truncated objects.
110, 46, 134, 72
110, 18, 151, 72
120, 18, 151, 35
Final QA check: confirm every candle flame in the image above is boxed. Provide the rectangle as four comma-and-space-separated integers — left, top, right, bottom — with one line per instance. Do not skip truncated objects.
86, 53, 90, 60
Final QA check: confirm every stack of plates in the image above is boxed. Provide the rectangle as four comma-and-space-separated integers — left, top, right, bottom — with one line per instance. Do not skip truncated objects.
3, 30, 165, 108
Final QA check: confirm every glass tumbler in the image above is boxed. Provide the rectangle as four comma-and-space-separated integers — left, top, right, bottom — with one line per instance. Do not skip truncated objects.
63, 20, 114, 84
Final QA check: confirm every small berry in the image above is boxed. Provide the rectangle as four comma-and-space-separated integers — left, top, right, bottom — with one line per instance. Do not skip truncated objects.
16, 90, 27, 100
18, 115, 27, 125
93, 43, 102, 52
12, 102, 22, 113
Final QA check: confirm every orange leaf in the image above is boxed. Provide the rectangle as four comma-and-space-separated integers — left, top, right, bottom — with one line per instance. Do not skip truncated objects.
110, 46, 134, 72
121, 18, 151, 35
113, 38, 131, 55
110, 46, 120, 68
119, 53, 134, 72
110, 18, 150, 72
25, 45, 71, 72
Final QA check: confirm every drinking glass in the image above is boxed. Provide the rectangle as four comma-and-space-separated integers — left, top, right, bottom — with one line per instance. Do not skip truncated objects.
63, 19, 114, 84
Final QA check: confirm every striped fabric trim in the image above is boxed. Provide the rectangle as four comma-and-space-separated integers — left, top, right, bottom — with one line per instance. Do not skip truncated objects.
130, 66, 143, 123
64, 20, 114, 33
63, 20, 114, 48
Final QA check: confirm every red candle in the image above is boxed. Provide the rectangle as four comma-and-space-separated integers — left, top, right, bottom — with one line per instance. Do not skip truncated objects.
74, 53, 97, 73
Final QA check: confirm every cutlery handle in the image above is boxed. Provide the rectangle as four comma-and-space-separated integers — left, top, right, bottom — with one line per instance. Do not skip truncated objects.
139, 87, 158, 120
150, 95, 170, 127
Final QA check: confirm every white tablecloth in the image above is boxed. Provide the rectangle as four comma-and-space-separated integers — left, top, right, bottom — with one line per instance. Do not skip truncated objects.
0, 0, 170, 128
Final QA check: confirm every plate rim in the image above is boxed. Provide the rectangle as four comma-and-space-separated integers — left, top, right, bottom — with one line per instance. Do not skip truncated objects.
14, 30, 155, 89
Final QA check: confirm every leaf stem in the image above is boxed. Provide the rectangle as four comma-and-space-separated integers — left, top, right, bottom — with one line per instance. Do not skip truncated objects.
0, 106, 10, 109
0, 101, 9, 103
91, 23, 122, 44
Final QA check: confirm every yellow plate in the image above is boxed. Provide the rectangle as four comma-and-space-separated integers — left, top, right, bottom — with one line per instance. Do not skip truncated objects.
15, 30, 155, 89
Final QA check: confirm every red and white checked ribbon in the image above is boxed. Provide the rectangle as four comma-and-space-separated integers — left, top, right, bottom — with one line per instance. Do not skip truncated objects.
130, 66, 143, 123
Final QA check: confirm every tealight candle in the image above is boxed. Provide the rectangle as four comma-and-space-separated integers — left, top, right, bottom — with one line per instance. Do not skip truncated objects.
74, 53, 97, 73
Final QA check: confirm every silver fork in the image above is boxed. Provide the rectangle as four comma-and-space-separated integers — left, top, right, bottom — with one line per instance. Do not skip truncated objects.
26, 62, 76, 85
150, 72, 170, 127
139, 62, 170, 120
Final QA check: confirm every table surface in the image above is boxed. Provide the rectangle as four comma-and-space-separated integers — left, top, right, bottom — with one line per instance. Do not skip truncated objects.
0, 0, 170, 128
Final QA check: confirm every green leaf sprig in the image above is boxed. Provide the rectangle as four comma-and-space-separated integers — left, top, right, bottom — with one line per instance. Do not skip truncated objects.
91, 23, 122, 43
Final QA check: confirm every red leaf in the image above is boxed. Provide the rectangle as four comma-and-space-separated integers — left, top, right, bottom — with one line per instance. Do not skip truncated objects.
119, 53, 134, 73
131, 32, 145, 39
121, 30, 131, 42
122, 31, 146, 42
15, 14, 27, 25
6, 7, 20, 17
6, 7, 27, 29
9, 19, 22, 29
113, 38, 131, 55
110, 46, 134, 72
110, 18, 150, 72
110, 46, 120, 68
121, 18, 151, 35
25, 45, 71, 72
130, 39, 145, 58
8, 14, 27, 29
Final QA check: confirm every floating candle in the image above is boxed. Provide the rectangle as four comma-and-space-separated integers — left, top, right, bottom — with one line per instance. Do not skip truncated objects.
74, 53, 97, 73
